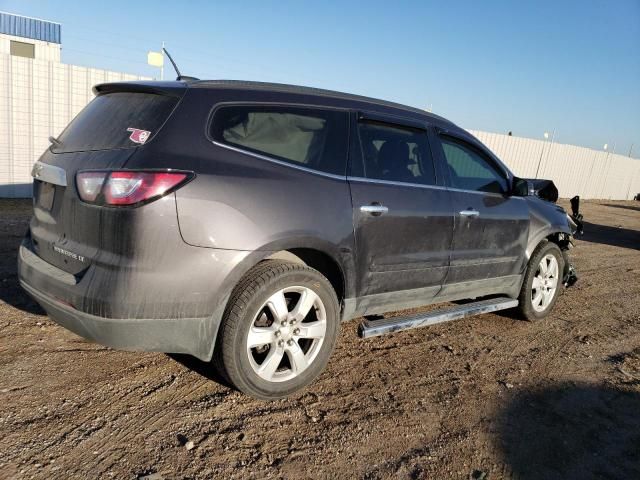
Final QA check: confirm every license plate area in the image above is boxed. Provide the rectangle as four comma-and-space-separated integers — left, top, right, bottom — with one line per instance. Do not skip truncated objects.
37, 181, 55, 211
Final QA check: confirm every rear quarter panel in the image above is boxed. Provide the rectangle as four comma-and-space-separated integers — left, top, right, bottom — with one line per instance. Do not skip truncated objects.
174, 156, 353, 254
125, 87, 357, 295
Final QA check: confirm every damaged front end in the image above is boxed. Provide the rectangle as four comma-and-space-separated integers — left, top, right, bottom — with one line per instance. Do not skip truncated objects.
554, 231, 579, 288
525, 177, 580, 288
560, 197, 583, 287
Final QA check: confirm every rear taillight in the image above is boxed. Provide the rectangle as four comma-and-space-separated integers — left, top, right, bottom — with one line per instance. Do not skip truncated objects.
77, 171, 107, 202
76, 170, 192, 206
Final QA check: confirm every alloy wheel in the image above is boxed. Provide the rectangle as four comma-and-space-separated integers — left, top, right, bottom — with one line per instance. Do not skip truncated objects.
531, 253, 559, 312
247, 286, 327, 382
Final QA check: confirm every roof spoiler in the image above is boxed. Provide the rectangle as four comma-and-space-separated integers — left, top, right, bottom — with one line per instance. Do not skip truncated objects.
92, 81, 187, 98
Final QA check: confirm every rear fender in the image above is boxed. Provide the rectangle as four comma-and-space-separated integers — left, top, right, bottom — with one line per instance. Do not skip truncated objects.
200, 237, 355, 362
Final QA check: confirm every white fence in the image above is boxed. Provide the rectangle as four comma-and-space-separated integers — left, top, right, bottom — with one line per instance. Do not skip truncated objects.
0, 51, 638, 199
469, 130, 640, 200
0, 53, 149, 197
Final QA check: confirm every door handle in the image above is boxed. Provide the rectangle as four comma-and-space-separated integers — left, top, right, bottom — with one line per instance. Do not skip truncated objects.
459, 209, 479, 217
360, 204, 389, 216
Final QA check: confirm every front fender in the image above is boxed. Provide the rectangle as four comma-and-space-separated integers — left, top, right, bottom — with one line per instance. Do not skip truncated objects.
526, 222, 572, 259
525, 196, 572, 259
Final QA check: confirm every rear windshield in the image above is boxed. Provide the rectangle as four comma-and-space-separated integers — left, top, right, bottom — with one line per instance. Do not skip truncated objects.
53, 92, 178, 153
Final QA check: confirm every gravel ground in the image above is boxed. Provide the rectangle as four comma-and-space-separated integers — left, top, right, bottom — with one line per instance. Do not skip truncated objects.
0, 198, 639, 480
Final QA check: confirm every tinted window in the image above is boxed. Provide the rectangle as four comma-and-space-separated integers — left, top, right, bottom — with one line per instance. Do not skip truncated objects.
211, 105, 349, 176
55, 92, 178, 153
439, 136, 508, 193
355, 121, 436, 185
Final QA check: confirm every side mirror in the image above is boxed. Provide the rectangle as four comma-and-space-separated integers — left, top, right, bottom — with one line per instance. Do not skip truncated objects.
511, 177, 531, 197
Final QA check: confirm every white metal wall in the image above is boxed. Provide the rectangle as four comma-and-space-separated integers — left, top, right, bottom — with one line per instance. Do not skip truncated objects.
0, 53, 638, 200
468, 130, 640, 200
0, 52, 149, 197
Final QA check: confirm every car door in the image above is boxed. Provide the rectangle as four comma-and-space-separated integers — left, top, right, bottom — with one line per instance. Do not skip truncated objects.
433, 131, 529, 295
348, 112, 454, 315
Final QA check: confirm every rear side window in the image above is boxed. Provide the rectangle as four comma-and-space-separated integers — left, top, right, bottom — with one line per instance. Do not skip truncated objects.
55, 92, 178, 153
439, 136, 508, 194
354, 120, 436, 186
210, 105, 349, 176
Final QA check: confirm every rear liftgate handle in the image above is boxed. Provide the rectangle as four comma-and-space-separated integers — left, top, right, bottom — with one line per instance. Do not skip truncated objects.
360, 202, 389, 217
459, 208, 479, 218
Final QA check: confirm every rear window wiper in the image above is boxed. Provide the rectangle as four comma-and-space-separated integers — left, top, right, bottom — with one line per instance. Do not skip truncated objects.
48, 136, 63, 148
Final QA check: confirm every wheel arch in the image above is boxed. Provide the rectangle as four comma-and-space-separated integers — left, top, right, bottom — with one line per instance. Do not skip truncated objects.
517, 235, 566, 321
264, 248, 347, 305
525, 224, 571, 260
201, 242, 353, 362
523, 229, 573, 290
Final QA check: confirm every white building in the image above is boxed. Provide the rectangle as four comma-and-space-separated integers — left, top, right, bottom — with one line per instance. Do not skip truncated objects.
0, 12, 61, 62
0, 11, 150, 197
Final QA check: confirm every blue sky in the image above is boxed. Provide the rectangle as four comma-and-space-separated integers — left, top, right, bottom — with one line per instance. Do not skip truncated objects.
3, 0, 639, 157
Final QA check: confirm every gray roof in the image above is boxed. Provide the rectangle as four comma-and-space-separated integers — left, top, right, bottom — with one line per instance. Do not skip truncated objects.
192, 79, 451, 124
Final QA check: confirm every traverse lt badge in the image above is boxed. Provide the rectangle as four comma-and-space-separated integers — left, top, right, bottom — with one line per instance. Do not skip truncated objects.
53, 245, 85, 263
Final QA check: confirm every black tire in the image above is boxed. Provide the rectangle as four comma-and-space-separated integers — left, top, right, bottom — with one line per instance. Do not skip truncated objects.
517, 240, 565, 321
214, 260, 340, 400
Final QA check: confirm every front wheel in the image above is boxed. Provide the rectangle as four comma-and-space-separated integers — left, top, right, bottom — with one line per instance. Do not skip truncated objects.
517, 241, 564, 321
215, 260, 340, 400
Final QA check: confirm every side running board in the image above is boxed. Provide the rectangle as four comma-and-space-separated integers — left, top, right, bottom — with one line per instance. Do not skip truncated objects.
358, 297, 519, 338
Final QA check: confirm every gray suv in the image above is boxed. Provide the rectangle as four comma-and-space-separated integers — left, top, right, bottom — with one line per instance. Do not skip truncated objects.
18, 80, 577, 399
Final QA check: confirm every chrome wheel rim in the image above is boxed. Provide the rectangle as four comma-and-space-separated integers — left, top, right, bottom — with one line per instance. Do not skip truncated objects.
531, 253, 559, 313
247, 286, 326, 383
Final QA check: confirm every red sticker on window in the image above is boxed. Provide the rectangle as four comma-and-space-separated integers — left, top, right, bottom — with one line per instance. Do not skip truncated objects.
127, 128, 151, 144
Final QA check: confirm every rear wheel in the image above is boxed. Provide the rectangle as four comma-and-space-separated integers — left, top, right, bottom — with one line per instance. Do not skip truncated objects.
517, 241, 564, 321
215, 260, 339, 400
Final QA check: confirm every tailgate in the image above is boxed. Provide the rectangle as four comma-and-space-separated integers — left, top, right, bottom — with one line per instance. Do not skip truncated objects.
28, 87, 183, 275
30, 149, 136, 275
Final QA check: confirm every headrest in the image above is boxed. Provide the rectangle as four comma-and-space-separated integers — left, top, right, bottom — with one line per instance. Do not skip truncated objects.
378, 140, 409, 172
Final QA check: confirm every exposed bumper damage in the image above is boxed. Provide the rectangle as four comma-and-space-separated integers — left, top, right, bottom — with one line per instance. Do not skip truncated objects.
563, 256, 578, 287
563, 195, 583, 287
569, 195, 584, 235
553, 231, 578, 288
561, 215, 581, 288
528, 178, 581, 289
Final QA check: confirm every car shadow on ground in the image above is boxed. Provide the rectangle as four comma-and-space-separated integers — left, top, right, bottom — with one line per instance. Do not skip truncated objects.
0, 199, 45, 315
0, 254, 46, 316
602, 203, 640, 213
577, 222, 640, 250
496, 383, 640, 480
168, 353, 234, 390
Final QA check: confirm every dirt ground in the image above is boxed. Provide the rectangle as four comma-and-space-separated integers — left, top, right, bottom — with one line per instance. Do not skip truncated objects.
0, 198, 639, 480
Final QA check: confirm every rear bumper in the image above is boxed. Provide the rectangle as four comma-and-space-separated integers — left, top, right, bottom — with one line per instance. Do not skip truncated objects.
18, 232, 260, 361
20, 279, 211, 360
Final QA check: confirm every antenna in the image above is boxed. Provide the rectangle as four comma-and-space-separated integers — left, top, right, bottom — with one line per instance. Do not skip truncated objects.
161, 41, 165, 80
162, 47, 182, 79
161, 47, 200, 82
